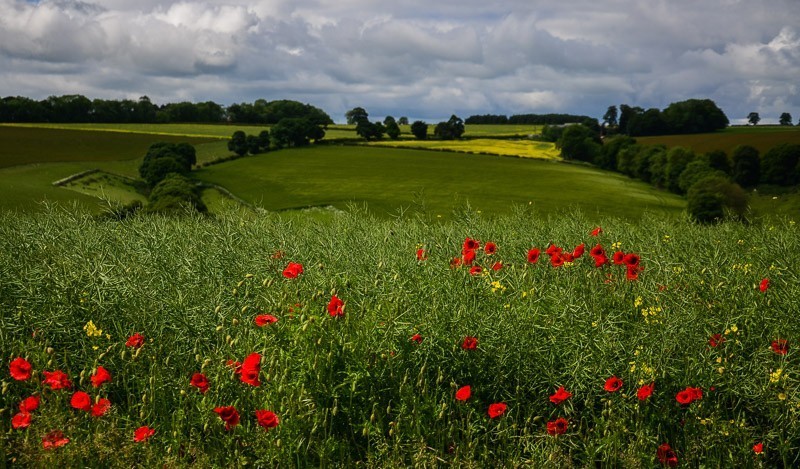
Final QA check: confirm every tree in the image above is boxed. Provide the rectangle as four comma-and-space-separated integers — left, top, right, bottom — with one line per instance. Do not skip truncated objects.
597, 135, 635, 171
615, 144, 642, 177
433, 115, 465, 140
664, 147, 696, 194
144, 173, 206, 214
228, 131, 248, 156
383, 116, 396, 126
385, 120, 401, 140
747, 112, 760, 125
270, 118, 324, 148
761, 143, 800, 186
139, 142, 196, 186
687, 175, 747, 224
257, 130, 270, 151
557, 124, 601, 163
398, 117, 409, 125
731, 145, 760, 187
779, 112, 793, 126
618, 104, 643, 135
662, 99, 729, 133
356, 121, 385, 140
705, 149, 731, 175
678, 160, 727, 193
602, 105, 618, 127
634, 145, 667, 183
410, 121, 428, 140
627, 108, 668, 136
345, 107, 369, 125
648, 151, 668, 188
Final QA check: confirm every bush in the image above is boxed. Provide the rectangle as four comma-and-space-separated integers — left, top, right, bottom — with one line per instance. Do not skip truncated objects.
139, 142, 196, 186
144, 173, 207, 214
410, 121, 428, 140
678, 160, 728, 194
687, 175, 747, 223
433, 115, 465, 140
731, 145, 760, 187
664, 147, 695, 194
557, 124, 601, 163
760, 143, 800, 186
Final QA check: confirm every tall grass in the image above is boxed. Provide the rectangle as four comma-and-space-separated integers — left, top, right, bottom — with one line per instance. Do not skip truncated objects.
1, 205, 798, 466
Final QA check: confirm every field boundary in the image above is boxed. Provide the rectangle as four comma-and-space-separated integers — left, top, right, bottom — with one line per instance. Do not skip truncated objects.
52, 169, 101, 186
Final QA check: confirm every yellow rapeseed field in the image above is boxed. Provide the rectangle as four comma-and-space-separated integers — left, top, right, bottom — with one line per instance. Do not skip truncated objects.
366, 138, 561, 160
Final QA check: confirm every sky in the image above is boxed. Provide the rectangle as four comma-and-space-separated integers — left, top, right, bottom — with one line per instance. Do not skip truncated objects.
1, 0, 798, 124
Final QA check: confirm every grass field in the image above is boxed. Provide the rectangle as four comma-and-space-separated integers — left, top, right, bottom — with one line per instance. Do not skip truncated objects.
366, 139, 559, 160
635, 126, 800, 155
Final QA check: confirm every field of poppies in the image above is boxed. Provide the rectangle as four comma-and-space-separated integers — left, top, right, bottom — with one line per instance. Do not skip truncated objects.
1, 205, 798, 466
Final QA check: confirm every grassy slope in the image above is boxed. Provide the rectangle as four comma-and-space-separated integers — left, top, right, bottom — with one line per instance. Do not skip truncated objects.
195, 145, 685, 219
635, 126, 800, 155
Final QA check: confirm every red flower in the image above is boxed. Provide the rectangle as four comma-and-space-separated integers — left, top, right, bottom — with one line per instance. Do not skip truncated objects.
759, 278, 769, 292
593, 254, 609, 268
572, 243, 585, 259
214, 406, 240, 430
591, 227, 602, 236
19, 396, 40, 413
753, 442, 763, 454
410, 334, 423, 344
626, 265, 641, 281
549, 386, 572, 405
527, 248, 541, 264
463, 237, 480, 252
550, 253, 565, 268
676, 386, 703, 405
282, 262, 304, 279
623, 253, 640, 267
637, 382, 655, 401
328, 294, 345, 317
484, 242, 497, 255
546, 417, 568, 435
254, 314, 279, 326
12, 412, 31, 430
190, 373, 210, 394
462, 249, 476, 265
240, 352, 261, 387
455, 385, 472, 401
771, 339, 788, 355
42, 430, 70, 450
589, 244, 605, 257
70, 391, 91, 412
469, 265, 482, 276
708, 333, 725, 347
416, 248, 427, 261
450, 257, 462, 268
545, 244, 562, 256
491, 261, 503, 271
43, 370, 72, 390
488, 402, 507, 419
9, 357, 32, 381
90, 366, 112, 388
126, 333, 145, 348
604, 376, 623, 392
134, 426, 155, 442
657, 443, 678, 467
91, 398, 111, 417
612, 251, 625, 265
255, 410, 280, 430
461, 336, 478, 350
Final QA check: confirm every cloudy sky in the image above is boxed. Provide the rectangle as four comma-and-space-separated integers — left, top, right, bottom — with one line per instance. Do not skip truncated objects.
1, 0, 798, 123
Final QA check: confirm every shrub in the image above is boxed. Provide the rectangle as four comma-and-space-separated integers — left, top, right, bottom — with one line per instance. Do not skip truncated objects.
731, 145, 760, 187
760, 143, 800, 186
144, 173, 207, 214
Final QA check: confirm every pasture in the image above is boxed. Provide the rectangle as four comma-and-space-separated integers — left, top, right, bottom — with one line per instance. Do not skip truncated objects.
635, 126, 800, 155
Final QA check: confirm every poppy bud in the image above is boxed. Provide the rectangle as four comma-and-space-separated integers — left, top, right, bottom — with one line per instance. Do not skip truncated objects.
140, 410, 145, 418
180, 390, 187, 396
120, 350, 126, 360
2, 382, 7, 394
332, 406, 337, 416
98, 353, 106, 360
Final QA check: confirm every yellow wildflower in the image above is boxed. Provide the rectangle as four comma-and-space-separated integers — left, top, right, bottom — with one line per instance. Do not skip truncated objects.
634, 296, 643, 308
84, 320, 102, 338
770, 369, 783, 384
611, 242, 621, 250
778, 393, 787, 401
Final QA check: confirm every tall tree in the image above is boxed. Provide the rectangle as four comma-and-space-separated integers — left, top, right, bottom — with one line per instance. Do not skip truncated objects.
410, 121, 428, 140
731, 145, 760, 187
345, 107, 369, 125
747, 112, 760, 125
602, 105, 618, 127
779, 112, 793, 126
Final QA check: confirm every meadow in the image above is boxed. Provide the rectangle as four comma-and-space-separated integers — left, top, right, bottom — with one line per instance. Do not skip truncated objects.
635, 126, 800, 155
1, 206, 798, 466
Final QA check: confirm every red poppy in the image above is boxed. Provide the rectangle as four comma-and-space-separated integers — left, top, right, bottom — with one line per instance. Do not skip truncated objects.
527, 248, 541, 264
214, 406, 240, 430
626, 265, 641, 281
589, 244, 605, 257
545, 244, 562, 256
91, 398, 111, 417
759, 278, 769, 292
593, 254, 609, 268
546, 417, 568, 435
753, 442, 763, 454
484, 242, 497, 255
450, 257, 462, 268
410, 334, 423, 344
90, 366, 112, 388
70, 391, 92, 412
612, 251, 625, 265
455, 385, 472, 401
42, 430, 70, 449
327, 294, 345, 317
19, 396, 40, 413
43, 370, 72, 390
657, 443, 678, 467
190, 373, 210, 394
550, 253, 565, 268
708, 333, 725, 347
9, 357, 32, 381
12, 412, 31, 429
461, 336, 478, 350
572, 243, 585, 258
255, 410, 280, 429
463, 237, 480, 252
676, 386, 702, 405
771, 339, 788, 355
254, 314, 279, 326
623, 253, 640, 267
469, 265, 482, 276
463, 249, 476, 265
488, 402, 507, 418
591, 227, 602, 236
637, 382, 655, 401
549, 386, 572, 405
604, 376, 623, 392
491, 261, 503, 271
240, 352, 261, 387
134, 426, 155, 442
416, 248, 428, 261
282, 262, 304, 279
126, 333, 145, 348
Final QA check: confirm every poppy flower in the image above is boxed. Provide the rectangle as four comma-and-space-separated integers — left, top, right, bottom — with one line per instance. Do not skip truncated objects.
70, 391, 92, 412
491, 261, 503, 271
226, 359, 243, 374
676, 386, 702, 405
484, 242, 497, 255
19, 396, 40, 413
9, 357, 32, 381
589, 244, 605, 257
134, 426, 155, 442
450, 257, 462, 268
255, 410, 280, 430
42, 430, 70, 449
545, 244, 562, 256
572, 243, 585, 258
488, 402, 507, 419
461, 336, 478, 350
43, 370, 72, 390
469, 265, 482, 276
771, 339, 788, 355
626, 265, 641, 281
637, 382, 655, 401
90, 366, 112, 388
240, 352, 261, 387
410, 334, 423, 344
591, 227, 602, 236
612, 251, 625, 265
214, 406, 240, 430
282, 262, 304, 279
550, 254, 565, 268
753, 442, 763, 454
327, 295, 345, 317
462, 250, 476, 265
91, 398, 111, 417
546, 417, 568, 435
604, 376, 623, 392
708, 333, 725, 347
593, 254, 609, 268
416, 248, 427, 261
190, 373, 210, 394
12, 412, 31, 429
455, 385, 472, 401
623, 253, 640, 267
463, 237, 480, 252
254, 314, 279, 326
657, 443, 678, 467
126, 333, 145, 348
527, 248, 541, 264
759, 278, 769, 292
549, 386, 572, 405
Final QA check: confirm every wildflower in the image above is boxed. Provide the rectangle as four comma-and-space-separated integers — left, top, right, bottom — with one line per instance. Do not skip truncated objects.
282, 262, 304, 279
254, 314, 279, 326
770, 369, 783, 383
463, 237, 480, 252
753, 442, 763, 454
190, 373, 210, 394
546, 417, 568, 435
484, 242, 497, 255
462, 249, 476, 265
488, 402, 507, 418
450, 257, 462, 268
328, 294, 345, 317
657, 443, 678, 467
591, 227, 602, 236
550, 253, 565, 268
626, 265, 641, 281
759, 278, 769, 292
43, 370, 72, 390
12, 412, 31, 429
70, 391, 92, 412
527, 248, 541, 264
491, 261, 503, 271
634, 296, 643, 308
572, 243, 585, 258
84, 320, 103, 337
240, 352, 261, 387
623, 253, 640, 267
549, 386, 572, 405
42, 430, 70, 450
612, 251, 625, 265
134, 426, 155, 442
545, 244, 562, 256
593, 254, 609, 267
91, 398, 111, 417
90, 366, 112, 388
410, 334, 423, 344
255, 410, 280, 430
469, 265, 482, 276
19, 396, 40, 413
126, 333, 145, 348
589, 244, 605, 257
461, 336, 478, 350
604, 376, 623, 392
214, 406, 240, 430
416, 248, 427, 261
771, 339, 788, 355
708, 334, 725, 347
637, 382, 655, 401
455, 385, 472, 401
676, 386, 703, 405
9, 357, 32, 381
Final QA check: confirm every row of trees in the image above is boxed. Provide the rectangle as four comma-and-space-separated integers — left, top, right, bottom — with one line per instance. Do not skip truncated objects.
0, 95, 333, 125
746, 112, 798, 126
226, 118, 327, 157
466, 113, 599, 128
345, 107, 466, 141
602, 99, 729, 136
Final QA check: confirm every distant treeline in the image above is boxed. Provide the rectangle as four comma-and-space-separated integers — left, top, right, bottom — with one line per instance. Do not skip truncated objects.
0, 95, 333, 126
465, 113, 599, 128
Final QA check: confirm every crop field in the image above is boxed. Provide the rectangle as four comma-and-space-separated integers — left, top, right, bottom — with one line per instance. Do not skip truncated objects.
1, 207, 798, 466
366, 138, 559, 160
635, 126, 800, 155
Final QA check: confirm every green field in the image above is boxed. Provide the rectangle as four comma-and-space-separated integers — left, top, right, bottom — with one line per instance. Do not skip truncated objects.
636, 126, 800, 155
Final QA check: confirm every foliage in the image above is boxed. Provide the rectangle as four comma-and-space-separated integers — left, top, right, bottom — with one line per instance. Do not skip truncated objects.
228, 130, 249, 157
662, 99, 729, 134
761, 143, 800, 186
597, 135, 636, 171
748, 112, 761, 125
270, 118, 325, 148
705, 149, 731, 175
465, 113, 598, 127
731, 145, 760, 188
556, 124, 601, 162
433, 115, 465, 140
410, 121, 428, 140
602, 105, 618, 127
780, 113, 793, 126
678, 160, 728, 194
228, 130, 270, 156
345, 107, 369, 125
139, 142, 197, 186
384, 120, 401, 140
398, 117, 409, 126
227, 99, 332, 126
540, 124, 564, 143
686, 175, 747, 223
144, 173, 207, 214
355, 121, 385, 141
664, 147, 696, 194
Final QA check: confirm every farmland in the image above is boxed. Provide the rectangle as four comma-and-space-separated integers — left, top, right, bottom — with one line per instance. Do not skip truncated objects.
365, 138, 560, 160
635, 126, 800, 155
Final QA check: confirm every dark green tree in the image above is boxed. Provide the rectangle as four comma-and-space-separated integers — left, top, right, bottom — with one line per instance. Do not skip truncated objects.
356, 121, 385, 140
678, 160, 727, 193
779, 112, 793, 126
345, 107, 369, 125
246, 135, 261, 155
145, 173, 207, 214
761, 143, 800, 186
410, 121, 428, 140
257, 130, 270, 151
615, 144, 642, 177
648, 151, 668, 188
731, 145, 760, 187
602, 105, 618, 127
687, 175, 747, 224
664, 147, 695, 194
705, 149, 731, 175
228, 130, 248, 156
398, 117, 409, 125
662, 99, 729, 133
634, 145, 667, 183
139, 142, 196, 186
385, 120, 401, 140
557, 124, 601, 163
383, 116, 396, 126
270, 118, 324, 148
597, 135, 636, 171
747, 112, 760, 125
433, 115, 465, 140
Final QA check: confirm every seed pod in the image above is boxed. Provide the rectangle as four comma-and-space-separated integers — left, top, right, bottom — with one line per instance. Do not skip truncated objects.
245, 273, 254, 278
276, 439, 281, 448
241, 305, 249, 315
98, 353, 106, 360
214, 305, 221, 314
362, 427, 369, 437
46, 347, 54, 355
232, 288, 238, 296
237, 280, 244, 287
